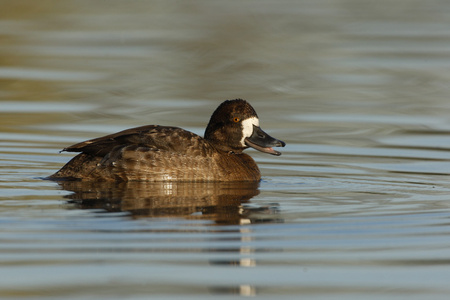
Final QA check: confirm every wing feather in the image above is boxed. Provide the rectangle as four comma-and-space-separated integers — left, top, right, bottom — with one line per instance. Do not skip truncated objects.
63, 125, 208, 157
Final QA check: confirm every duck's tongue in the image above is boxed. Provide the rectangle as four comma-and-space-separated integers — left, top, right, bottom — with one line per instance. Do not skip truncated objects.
245, 138, 282, 156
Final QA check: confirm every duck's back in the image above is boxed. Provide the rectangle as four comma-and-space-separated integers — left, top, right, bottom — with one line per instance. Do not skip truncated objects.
49, 125, 260, 182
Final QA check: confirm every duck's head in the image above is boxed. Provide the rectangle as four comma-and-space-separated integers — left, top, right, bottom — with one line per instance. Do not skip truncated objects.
204, 99, 286, 155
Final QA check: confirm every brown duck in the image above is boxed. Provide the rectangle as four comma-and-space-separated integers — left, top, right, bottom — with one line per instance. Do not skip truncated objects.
49, 99, 285, 182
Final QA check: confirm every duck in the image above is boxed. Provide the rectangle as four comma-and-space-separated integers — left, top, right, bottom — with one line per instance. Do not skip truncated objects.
48, 99, 285, 182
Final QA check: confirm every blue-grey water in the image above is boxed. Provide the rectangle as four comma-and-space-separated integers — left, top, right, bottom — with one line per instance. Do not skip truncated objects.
1, 1, 450, 299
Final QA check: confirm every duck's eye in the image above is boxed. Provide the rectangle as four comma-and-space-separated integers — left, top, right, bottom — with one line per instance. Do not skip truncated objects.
233, 117, 240, 123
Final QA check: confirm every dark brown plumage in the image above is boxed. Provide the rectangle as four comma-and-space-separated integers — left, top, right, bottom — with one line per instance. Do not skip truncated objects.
49, 99, 285, 182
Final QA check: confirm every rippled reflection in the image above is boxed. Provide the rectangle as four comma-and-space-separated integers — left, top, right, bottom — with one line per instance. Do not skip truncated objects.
56, 180, 281, 225
56, 180, 281, 296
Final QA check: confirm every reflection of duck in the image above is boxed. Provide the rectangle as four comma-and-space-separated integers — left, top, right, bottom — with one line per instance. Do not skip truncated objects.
49, 99, 285, 182
60, 181, 280, 224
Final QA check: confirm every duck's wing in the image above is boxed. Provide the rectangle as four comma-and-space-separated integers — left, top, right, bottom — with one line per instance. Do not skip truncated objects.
63, 125, 207, 157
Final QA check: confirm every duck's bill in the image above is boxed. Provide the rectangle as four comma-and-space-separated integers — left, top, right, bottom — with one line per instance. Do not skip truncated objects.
245, 125, 286, 156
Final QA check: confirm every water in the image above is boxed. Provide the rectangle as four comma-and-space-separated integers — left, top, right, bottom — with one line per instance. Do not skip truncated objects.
1, 0, 450, 299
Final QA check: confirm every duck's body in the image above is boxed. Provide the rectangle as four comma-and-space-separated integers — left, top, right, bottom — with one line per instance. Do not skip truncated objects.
49, 99, 285, 182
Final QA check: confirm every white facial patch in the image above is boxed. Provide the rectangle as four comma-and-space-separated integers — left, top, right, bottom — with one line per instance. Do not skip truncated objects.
240, 116, 260, 146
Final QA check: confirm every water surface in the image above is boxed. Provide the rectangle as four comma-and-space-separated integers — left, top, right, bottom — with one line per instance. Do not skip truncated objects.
1, 1, 450, 299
